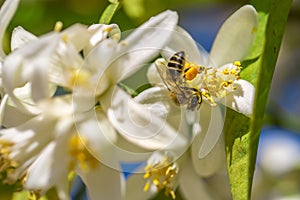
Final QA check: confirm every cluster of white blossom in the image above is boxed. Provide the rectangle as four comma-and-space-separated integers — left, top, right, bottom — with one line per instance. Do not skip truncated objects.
0, 0, 257, 199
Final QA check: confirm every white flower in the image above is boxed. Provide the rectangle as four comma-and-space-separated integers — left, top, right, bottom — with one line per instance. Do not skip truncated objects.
1, 22, 119, 106
87, 10, 191, 155
123, 5, 258, 200
0, 17, 120, 127
0, 95, 121, 200
0, 0, 20, 61
0, 7, 181, 200
124, 148, 229, 200
0, 0, 20, 123
146, 4, 257, 175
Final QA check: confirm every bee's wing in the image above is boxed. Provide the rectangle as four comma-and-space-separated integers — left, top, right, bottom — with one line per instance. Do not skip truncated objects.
155, 59, 183, 94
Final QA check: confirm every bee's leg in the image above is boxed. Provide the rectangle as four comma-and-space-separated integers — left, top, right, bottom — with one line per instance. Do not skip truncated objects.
191, 88, 202, 110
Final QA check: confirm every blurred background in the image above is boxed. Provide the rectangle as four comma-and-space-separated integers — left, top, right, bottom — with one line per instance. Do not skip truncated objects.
1, 0, 300, 199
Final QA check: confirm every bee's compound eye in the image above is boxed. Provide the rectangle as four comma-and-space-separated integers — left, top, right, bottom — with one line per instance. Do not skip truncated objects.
176, 51, 185, 58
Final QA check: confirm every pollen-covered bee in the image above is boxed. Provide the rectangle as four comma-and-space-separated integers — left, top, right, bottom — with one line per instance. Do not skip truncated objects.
156, 51, 203, 111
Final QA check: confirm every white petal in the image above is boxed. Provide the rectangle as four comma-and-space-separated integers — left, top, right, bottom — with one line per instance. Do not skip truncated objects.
0, 0, 20, 60
3, 24, 91, 101
134, 86, 172, 109
48, 38, 83, 88
179, 160, 215, 200
77, 164, 125, 200
205, 170, 232, 199
224, 79, 255, 117
84, 23, 120, 54
2, 34, 61, 102
191, 133, 226, 177
80, 38, 118, 96
191, 104, 226, 177
107, 10, 179, 82
82, 10, 178, 96
105, 86, 188, 152
135, 86, 199, 141
60, 23, 91, 51
0, 94, 9, 125
88, 9, 179, 80
0, 116, 54, 163
161, 26, 209, 66
76, 110, 118, 165
72, 93, 95, 113
210, 5, 258, 66
24, 117, 73, 198
198, 104, 225, 158
180, 160, 231, 199
0, 98, 35, 128
83, 38, 118, 73
11, 26, 38, 51
146, 61, 164, 85
24, 141, 70, 197
30, 59, 51, 101
37, 95, 73, 117
135, 86, 199, 133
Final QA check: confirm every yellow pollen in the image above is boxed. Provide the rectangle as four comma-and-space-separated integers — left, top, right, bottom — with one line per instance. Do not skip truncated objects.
202, 91, 216, 106
222, 68, 229, 75
170, 190, 176, 200
222, 68, 230, 75
54, 21, 63, 32
143, 182, 150, 192
143, 172, 151, 179
199, 60, 242, 105
233, 61, 242, 72
143, 156, 178, 199
153, 178, 160, 186
70, 69, 91, 87
230, 69, 237, 74
184, 63, 199, 81
0, 140, 21, 184
68, 135, 98, 171
234, 61, 241, 67
105, 26, 113, 32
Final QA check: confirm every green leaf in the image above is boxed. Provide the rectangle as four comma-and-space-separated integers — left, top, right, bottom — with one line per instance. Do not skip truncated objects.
123, 0, 145, 19
117, 82, 139, 97
109, 0, 119, 3
99, 1, 120, 24
225, 0, 292, 199
224, 109, 251, 200
0, 183, 14, 200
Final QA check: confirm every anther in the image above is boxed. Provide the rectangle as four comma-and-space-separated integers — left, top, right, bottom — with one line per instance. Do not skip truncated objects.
54, 21, 63, 32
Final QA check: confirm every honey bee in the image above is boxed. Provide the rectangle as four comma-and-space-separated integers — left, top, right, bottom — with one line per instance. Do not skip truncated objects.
156, 51, 202, 111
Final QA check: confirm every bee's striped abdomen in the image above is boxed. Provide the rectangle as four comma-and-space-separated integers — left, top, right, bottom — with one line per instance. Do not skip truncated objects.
167, 51, 185, 81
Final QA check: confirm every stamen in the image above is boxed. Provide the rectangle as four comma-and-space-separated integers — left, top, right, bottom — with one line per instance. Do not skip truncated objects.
0, 140, 20, 184
162, 55, 242, 107
54, 21, 63, 32
198, 61, 242, 105
68, 135, 98, 171
143, 154, 178, 199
